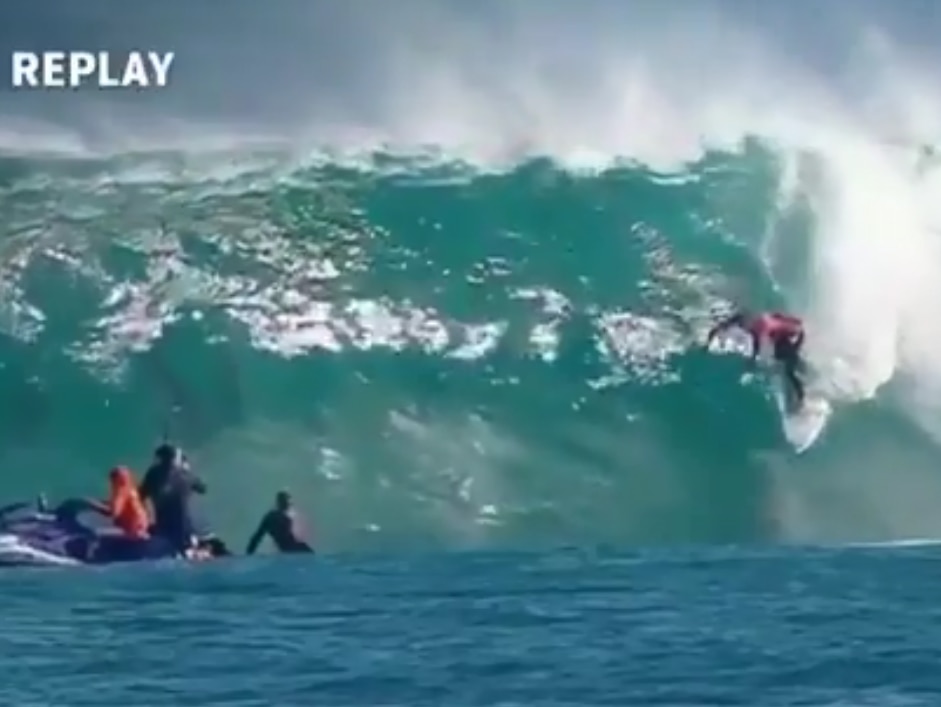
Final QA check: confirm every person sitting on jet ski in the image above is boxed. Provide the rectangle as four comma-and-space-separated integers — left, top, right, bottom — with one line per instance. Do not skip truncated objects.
139, 443, 207, 557
76, 466, 156, 561
87, 466, 150, 539
30, 469, 154, 563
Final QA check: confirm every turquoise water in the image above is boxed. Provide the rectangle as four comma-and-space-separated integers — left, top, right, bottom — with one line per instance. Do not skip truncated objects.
0, 148, 938, 549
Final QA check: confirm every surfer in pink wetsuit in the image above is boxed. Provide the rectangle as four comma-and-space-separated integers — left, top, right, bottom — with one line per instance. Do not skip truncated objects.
706, 310, 806, 406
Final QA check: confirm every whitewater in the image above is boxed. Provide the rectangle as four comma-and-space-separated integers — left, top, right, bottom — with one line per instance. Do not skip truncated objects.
2, 0, 941, 551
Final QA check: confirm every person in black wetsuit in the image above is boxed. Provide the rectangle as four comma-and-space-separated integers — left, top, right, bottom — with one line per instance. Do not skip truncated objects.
246, 490, 313, 555
138, 443, 207, 556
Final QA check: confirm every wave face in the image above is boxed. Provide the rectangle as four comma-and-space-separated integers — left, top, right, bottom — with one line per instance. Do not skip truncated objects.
3, 1, 941, 550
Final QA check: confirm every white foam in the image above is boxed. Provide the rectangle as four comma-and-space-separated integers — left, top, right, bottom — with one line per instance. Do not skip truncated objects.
0, 533, 80, 567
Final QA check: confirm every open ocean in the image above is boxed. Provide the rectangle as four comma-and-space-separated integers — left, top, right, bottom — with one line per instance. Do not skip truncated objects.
3, 0, 941, 704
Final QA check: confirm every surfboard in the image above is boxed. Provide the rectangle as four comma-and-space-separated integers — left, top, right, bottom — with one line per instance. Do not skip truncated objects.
775, 384, 831, 454
708, 330, 831, 452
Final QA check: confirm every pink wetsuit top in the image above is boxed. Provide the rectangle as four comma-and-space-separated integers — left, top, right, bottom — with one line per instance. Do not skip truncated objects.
751, 313, 802, 340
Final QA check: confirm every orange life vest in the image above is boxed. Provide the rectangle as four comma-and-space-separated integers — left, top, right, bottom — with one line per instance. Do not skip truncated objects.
108, 466, 150, 539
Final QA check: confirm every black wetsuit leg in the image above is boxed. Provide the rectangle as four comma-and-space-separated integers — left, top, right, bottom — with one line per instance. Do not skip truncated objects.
282, 539, 314, 553
774, 336, 804, 404
152, 500, 195, 556
267, 512, 314, 554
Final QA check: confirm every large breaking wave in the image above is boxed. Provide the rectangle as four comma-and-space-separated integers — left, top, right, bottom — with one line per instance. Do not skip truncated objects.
2, 0, 941, 549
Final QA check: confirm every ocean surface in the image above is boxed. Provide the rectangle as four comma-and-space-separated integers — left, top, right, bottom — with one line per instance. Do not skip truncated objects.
7, 545, 941, 705
4, 0, 941, 704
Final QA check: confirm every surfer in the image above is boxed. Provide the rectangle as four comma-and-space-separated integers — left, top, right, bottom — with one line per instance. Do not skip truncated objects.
246, 490, 314, 555
706, 310, 806, 406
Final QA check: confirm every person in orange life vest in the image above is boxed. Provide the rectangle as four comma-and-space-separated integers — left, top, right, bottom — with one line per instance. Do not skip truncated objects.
88, 466, 151, 539
706, 310, 806, 405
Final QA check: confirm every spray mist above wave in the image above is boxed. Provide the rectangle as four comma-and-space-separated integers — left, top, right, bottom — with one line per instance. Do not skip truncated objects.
0, 2, 935, 160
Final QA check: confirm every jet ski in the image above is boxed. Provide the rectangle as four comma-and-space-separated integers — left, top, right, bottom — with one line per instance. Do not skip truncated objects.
0, 497, 229, 568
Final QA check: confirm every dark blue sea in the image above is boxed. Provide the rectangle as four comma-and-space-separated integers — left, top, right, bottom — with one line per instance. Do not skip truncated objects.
4, 546, 941, 705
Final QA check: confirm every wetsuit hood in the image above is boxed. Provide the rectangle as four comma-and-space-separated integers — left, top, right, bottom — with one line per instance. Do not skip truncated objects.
154, 443, 185, 468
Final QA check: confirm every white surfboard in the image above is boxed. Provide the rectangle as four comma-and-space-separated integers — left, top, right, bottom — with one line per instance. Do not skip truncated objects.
708, 330, 831, 452
775, 383, 831, 454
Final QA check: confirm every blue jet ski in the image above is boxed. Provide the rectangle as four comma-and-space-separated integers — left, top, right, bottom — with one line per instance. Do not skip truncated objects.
0, 496, 229, 567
